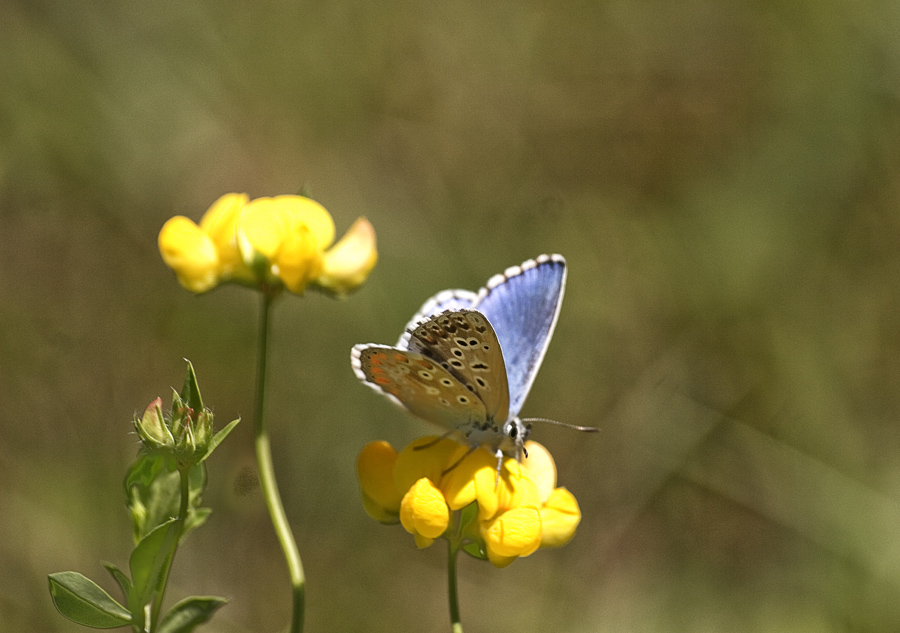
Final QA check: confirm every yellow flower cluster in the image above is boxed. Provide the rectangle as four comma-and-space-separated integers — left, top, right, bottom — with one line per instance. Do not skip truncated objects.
158, 193, 377, 296
357, 436, 582, 567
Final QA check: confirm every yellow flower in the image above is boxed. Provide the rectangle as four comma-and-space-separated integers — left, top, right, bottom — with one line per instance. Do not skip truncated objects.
199, 192, 250, 281
400, 478, 450, 548
480, 506, 542, 567
538, 487, 582, 548
394, 436, 462, 494
357, 441, 403, 524
157, 216, 221, 293
356, 436, 583, 567
158, 193, 377, 295
316, 217, 379, 297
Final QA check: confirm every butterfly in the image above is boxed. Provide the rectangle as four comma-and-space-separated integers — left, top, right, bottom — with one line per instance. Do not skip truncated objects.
352, 254, 589, 474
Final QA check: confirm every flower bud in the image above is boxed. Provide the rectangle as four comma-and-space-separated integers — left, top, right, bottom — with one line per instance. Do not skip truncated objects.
134, 397, 174, 450
134, 393, 218, 467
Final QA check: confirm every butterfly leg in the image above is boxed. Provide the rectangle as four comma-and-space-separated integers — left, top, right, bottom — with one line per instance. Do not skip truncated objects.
441, 444, 479, 476
494, 449, 505, 488
413, 429, 458, 452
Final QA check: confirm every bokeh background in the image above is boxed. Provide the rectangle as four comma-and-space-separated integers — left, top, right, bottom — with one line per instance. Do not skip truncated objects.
3, 1, 900, 631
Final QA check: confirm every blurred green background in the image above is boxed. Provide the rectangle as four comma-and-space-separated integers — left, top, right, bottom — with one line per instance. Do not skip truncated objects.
3, 0, 900, 631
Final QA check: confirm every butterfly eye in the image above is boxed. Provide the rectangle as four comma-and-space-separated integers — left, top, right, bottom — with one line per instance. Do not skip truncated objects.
508, 425, 518, 439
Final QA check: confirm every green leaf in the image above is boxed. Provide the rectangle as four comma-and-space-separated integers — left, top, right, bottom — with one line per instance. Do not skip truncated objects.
187, 461, 207, 502
182, 463, 209, 541
130, 519, 177, 606
124, 451, 167, 495
199, 417, 240, 463
458, 501, 479, 533
157, 596, 227, 633
126, 454, 180, 543
48, 571, 132, 628
183, 507, 211, 541
462, 541, 487, 560
126, 457, 208, 544
124, 451, 169, 543
102, 562, 132, 601
103, 561, 144, 627
179, 360, 203, 413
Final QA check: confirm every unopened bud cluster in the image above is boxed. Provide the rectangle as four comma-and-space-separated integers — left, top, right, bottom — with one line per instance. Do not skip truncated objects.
134, 393, 215, 467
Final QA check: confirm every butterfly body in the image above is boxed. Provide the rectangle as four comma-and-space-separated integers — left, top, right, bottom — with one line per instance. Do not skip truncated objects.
352, 254, 566, 467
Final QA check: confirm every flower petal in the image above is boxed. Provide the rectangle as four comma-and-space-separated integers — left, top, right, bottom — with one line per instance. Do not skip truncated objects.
238, 197, 287, 262
276, 224, 323, 294
441, 445, 496, 511
400, 478, 449, 540
492, 461, 541, 517
394, 436, 460, 494
413, 533, 436, 549
539, 487, 582, 548
314, 217, 378, 296
481, 506, 542, 559
158, 216, 220, 293
199, 193, 249, 279
521, 441, 557, 505
361, 491, 400, 524
357, 441, 403, 522
274, 195, 335, 251
237, 196, 334, 293
485, 550, 518, 568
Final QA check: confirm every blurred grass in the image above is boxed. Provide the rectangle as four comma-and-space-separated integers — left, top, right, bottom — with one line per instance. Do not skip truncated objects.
3, 0, 900, 631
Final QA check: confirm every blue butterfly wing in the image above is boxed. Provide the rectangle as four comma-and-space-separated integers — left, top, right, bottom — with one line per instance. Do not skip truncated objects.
473, 254, 566, 418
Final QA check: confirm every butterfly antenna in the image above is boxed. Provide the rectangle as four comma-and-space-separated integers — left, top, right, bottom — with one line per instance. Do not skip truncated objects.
520, 417, 600, 432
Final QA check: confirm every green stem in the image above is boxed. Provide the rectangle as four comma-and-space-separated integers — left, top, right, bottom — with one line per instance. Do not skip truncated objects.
448, 539, 463, 633
148, 467, 191, 633
253, 291, 305, 633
